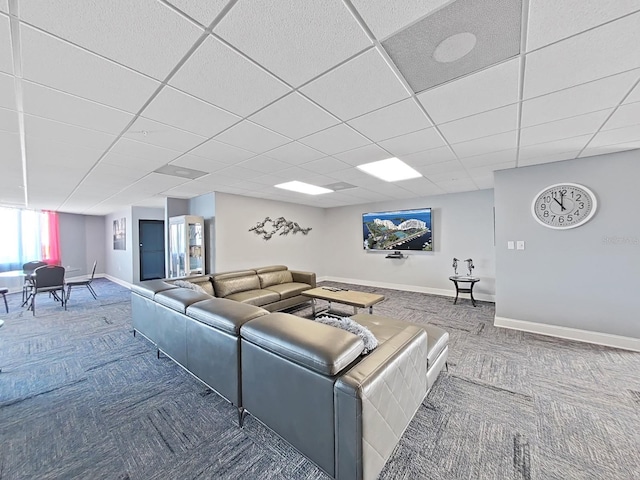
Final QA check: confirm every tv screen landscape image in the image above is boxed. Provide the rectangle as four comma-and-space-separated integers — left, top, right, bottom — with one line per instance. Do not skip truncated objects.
363, 208, 432, 251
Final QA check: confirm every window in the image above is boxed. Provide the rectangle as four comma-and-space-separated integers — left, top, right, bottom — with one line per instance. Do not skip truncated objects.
0, 207, 61, 272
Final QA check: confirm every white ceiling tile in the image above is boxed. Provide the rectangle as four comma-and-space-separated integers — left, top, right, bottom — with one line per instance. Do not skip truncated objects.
20, 0, 203, 80
588, 124, 640, 148
170, 36, 290, 117
524, 12, 640, 99
579, 143, 640, 158
625, 81, 640, 104
521, 70, 640, 127
165, 0, 228, 25
351, 0, 450, 40
121, 172, 190, 194
520, 110, 611, 147
25, 136, 102, 174
395, 176, 442, 196
0, 107, 18, 133
301, 49, 410, 121
0, 72, 14, 110
518, 135, 591, 161
22, 81, 133, 134
162, 180, 216, 198
249, 93, 339, 140
264, 141, 325, 164
299, 124, 371, 155
107, 138, 181, 169
189, 138, 255, 163
518, 150, 582, 167
466, 161, 516, 177
400, 145, 457, 167
434, 178, 478, 193
0, 1, 7, 13
124, 117, 206, 152
82, 163, 149, 189
439, 105, 518, 144
214, 0, 371, 87
471, 174, 495, 190
0, 14, 12, 74
0, 132, 23, 198
250, 173, 288, 186
460, 149, 517, 168
348, 99, 431, 142
527, 0, 640, 51
334, 143, 391, 166
300, 157, 351, 174
451, 131, 518, 158
601, 102, 640, 131
24, 114, 116, 152
214, 120, 290, 154
418, 160, 465, 176
215, 165, 265, 181
378, 127, 446, 156
418, 58, 520, 124
21, 26, 160, 113
169, 154, 228, 173
143, 86, 240, 138
238, 156, 291, 173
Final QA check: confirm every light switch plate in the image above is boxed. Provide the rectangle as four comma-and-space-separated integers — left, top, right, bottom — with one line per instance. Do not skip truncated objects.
516, 240, 525, 250
507, 241, 515, 250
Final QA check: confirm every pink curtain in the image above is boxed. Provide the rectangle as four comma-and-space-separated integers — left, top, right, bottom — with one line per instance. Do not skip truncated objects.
41, 211, 61, 265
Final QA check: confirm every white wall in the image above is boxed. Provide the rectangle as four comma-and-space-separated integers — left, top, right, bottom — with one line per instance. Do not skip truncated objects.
494, 149, 640, 342
323, 189, 496, 299
214, 193, 326, 274
132, 207, 165, 283
189, 193, 216, 274
59, 212, 105, 277
104, 208, 133, 284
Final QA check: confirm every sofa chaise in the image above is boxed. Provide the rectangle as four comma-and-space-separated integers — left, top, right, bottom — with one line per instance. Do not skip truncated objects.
131, 267, 449, 480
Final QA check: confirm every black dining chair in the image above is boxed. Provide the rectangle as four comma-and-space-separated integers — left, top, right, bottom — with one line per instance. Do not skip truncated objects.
22, 260, 47, 305
66, 261, 98, 301
28, 265, 66, 315
1, 287, 7, 313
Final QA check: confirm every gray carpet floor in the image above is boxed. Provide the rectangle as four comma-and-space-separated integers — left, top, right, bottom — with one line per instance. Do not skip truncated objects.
0, 278, 639, 479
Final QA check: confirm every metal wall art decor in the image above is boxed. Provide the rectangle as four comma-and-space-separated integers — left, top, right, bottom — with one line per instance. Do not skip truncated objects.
452, 257, 474, 276
249, 216, 312, 241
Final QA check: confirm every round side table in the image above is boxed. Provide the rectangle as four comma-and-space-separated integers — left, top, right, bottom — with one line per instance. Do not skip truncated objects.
449, 276, 480, 307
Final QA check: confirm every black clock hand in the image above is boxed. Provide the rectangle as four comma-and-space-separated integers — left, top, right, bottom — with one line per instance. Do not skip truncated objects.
553, 197, 566, 211
560, 191, 566, 211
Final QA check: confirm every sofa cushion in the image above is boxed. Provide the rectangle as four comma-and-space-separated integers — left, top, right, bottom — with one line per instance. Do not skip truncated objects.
155, 289, 212, 314
186, 298, 269, 335
263, 282, 310, 300
131, 280, 178, 299
213, 271, 260, 298
241, 313, 364, 375
190, 278, 215, 296
225, 289, 280, 307
254, 265, 288, 274
258, 269, 293, 288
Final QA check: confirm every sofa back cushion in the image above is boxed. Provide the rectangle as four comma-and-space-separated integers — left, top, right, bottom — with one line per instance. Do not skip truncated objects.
213, 271, 260, 298
258, 269, 293, 288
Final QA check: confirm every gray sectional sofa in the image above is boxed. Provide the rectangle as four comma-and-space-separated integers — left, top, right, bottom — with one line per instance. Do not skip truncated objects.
131, 265, 448, 480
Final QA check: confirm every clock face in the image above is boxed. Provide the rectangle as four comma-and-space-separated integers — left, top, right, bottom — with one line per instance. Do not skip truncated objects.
531, 183, 597, 229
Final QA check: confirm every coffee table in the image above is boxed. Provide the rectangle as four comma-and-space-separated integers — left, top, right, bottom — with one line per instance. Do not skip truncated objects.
301, 287, 385, 316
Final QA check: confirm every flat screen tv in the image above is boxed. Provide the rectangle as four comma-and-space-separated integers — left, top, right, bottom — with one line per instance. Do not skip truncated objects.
363, 208, 432, 251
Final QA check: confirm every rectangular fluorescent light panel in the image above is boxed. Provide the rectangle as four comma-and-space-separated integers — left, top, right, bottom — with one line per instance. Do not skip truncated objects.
274, 181, 333, 195
357, 157, 422, 182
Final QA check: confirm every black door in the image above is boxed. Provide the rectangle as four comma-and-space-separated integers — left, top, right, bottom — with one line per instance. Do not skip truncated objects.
139, 220, 165, 281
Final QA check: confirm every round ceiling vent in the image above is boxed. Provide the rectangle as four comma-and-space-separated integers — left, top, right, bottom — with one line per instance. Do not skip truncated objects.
433, 32, 477, 63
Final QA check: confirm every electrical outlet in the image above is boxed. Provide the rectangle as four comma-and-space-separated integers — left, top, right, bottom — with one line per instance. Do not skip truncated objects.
516, 240, 525, 250
507, 241, 515, 250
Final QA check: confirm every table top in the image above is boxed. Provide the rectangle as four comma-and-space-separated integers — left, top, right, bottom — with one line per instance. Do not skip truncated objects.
0, 266, 80, 278
302, 287, 385, 308
449, 275, 480, 283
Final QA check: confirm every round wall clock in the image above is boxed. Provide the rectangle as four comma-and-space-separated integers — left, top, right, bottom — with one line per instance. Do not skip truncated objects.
531, 183, 597, 229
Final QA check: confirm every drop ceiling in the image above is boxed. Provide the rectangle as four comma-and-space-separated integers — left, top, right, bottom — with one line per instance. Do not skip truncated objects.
0, 0, 638, 215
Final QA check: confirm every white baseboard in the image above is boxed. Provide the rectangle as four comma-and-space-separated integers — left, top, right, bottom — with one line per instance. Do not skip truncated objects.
102, 274, 133, 290
494, 316, 640, 352
319, 275, 495, 303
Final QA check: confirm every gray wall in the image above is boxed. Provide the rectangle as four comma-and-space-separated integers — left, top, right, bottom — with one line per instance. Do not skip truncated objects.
132, 207, 165, 283
214, 193, 326, 274
189, 193, 216, 274
323, 189, 496, 298
494, 149, 640, 338
103, 208, 133, 284
59, 212, 105, 277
